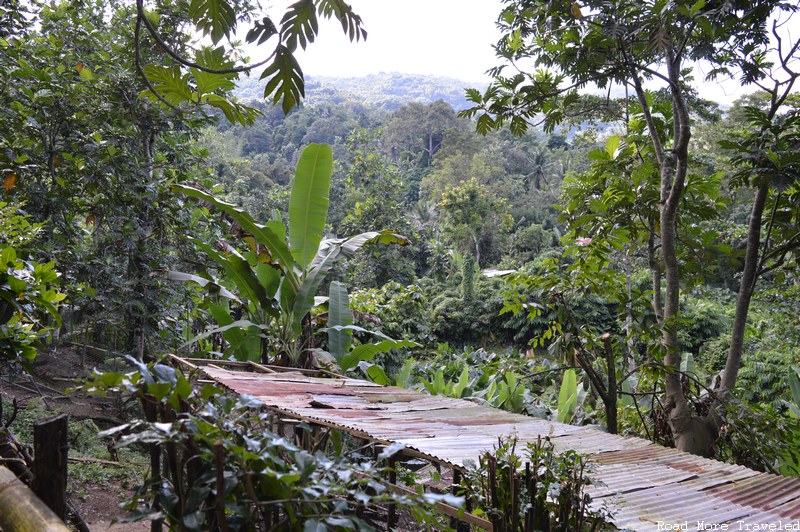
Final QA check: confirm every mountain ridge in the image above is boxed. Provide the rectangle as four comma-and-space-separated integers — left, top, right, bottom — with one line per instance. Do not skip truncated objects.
233, 71, 487, 111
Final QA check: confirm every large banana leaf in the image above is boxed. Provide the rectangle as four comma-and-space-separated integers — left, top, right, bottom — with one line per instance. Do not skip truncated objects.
307, 230, 410, 271
339, 338, 417, 373
184, 316, 265, 361
557, 369, 578, 423
158, 270, 240, 301
327, 281, 352, 360
289, 143, 333, 269
206, 303, 261, 360
173, 184, 300, 292
291, 246, 340, 333
292, 230, 409, 333
190, 238, 278, 319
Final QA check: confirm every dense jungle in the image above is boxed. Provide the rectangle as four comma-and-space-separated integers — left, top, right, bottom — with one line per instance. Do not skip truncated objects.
1, 0, 799, 530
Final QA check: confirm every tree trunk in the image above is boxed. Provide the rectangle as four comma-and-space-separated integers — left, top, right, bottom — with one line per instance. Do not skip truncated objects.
648, 221, 663, 325
722, 184, 769, 390
657, 50, 719, 456
602, 334, 618, 434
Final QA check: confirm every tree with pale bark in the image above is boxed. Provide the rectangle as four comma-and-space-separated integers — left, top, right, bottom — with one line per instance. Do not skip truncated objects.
463, 0, 799, 455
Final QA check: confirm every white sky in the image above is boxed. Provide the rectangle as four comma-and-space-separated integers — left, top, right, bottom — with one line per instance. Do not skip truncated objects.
253, 1, 799, 103
262, 0, 504, 83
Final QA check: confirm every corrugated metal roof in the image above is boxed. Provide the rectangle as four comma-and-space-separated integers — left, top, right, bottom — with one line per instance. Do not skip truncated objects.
200, 366, 800, 531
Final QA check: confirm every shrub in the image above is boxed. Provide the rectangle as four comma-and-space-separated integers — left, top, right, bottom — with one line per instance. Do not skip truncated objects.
459, 436, 613, 531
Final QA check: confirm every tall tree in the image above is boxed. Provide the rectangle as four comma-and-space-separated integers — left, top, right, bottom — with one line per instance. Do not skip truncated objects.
464, 0, 795, 454
718, 32, 800, 390
383, 101, 462, 166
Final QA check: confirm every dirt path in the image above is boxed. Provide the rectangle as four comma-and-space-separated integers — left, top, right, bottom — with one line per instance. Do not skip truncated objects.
1, 345, 152, 531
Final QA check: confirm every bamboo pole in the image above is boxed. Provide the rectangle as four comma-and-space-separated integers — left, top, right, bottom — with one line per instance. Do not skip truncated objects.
0, 466, 71, 532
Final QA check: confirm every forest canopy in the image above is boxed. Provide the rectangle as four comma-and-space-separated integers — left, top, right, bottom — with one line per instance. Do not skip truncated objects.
1, 0, 800, 529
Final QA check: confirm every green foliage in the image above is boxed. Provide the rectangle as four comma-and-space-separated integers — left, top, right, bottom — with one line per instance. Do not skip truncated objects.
350, 281, 432, 347
408, 346, 559, 417
0, 398, 145, 492
677, 296, 730, 358
0, 202, 43, 250
419, 366, 470, 398
557, 369, 578, 424
478, 371, 536, 414
462, 0, 786, 134
289, 144, 334, 269
459, 437, 613, 531
0, 205, 64, 366
717, 398, 800, 476
174, 144, 409, 366
336, 129, 418, 288
736, 348, 795, 406
1, 0, 213, 357
438, 177, 512, 266
79, 359, 457, 530
136, 0, 367, 119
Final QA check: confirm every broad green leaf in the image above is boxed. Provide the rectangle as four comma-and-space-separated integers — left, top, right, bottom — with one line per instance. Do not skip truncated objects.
605, 135, 622, 158
339, 339, 416, 373
246, 16, 278, 45
161, 270, 240, 301
281, 0, 318, 51
291, 248, 337, 333
680, 352, 700, 381
289, 144, 333, 269
261, 44, 304, 114
327, 281, 352, 360
188, 0, 236, 44
0, 247, 16, 265
183, 319, 267, 348
206, 302, 252, 359
452, 367, 470, 398
190, 238, 277, 319
203, 94, 260, 126
317, 0, 367, 41
320, 324, 392, 341
308, 230, 410, 272
173, 185, 299, 292
255, 262, 281, 299
141, 65, 194, 106
191, 46, 236, 94
359, 362, 390, 385
557, 369, 578, 423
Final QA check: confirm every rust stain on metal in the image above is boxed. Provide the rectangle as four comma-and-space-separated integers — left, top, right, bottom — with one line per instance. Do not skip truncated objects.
667, 459, 706, 474
199, 365, 800, 531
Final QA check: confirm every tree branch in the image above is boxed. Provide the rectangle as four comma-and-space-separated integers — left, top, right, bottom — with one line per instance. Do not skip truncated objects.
135, 0, 271, 75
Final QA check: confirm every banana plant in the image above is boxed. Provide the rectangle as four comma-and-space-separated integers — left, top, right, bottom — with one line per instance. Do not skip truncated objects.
419, 366, 470, 398
321, 281, 418, 373
172, 143, 410, 365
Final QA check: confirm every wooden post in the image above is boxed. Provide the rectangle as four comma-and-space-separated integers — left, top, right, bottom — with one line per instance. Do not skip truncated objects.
33, 413, 68, 520
387, 455, 397, 528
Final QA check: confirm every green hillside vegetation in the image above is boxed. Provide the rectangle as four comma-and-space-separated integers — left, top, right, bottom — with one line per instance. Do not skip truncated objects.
234, 72, 487, 110
2, 0, 800, 529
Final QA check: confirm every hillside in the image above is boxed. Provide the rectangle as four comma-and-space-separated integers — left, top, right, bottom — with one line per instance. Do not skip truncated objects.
233, 71, 486, 110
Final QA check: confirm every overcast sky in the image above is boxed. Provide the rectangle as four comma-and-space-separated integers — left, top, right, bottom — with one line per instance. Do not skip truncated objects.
258, 1, 780, 102
265, 0, 504, 82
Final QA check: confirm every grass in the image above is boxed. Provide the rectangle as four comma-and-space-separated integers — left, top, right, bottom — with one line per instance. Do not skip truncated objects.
1, 396, 147, 494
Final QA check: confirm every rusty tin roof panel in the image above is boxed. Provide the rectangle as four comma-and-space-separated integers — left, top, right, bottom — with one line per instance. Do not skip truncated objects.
201, 366, 800, 532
